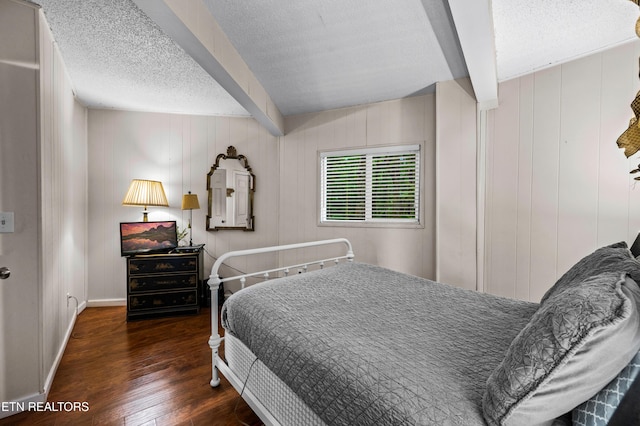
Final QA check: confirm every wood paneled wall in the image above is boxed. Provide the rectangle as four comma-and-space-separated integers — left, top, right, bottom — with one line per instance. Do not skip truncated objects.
435, 79, 478, 291
87, 111, 280, 300
39, 12, 89, 394
87, 96, 434, 302
484, 41, 640, 302
280, 95, 436, 279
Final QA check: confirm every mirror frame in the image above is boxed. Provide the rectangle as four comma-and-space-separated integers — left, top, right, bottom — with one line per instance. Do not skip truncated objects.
206, 146, 255, 231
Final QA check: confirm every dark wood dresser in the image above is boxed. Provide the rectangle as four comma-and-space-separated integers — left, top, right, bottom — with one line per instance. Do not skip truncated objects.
126, 249, 203, 320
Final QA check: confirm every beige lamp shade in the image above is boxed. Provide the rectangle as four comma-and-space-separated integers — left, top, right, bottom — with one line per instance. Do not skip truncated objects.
181, 192, 200, 210
181, 191, 200, 246
122, 179, 169, 221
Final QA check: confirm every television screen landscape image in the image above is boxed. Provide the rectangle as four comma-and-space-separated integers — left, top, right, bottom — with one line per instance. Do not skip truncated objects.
120, 221, 178, 256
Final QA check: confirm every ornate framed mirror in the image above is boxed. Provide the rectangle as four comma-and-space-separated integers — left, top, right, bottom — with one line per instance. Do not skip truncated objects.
206, 146, 255, 231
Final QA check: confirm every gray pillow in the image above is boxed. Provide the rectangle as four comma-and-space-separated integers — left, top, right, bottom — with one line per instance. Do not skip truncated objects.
483, 273, 640, 426
540, 241, 640, 305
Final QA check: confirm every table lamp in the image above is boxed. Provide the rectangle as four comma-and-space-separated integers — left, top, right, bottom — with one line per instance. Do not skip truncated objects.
122, 179, 169, 222
181, 191, 200, 246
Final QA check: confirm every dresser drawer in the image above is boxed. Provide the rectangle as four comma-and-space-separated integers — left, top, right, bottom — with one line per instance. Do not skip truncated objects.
125, 250, 202, 320
128, 256, 197, 275
128, 290, 198, 312
129, 273, 197, 293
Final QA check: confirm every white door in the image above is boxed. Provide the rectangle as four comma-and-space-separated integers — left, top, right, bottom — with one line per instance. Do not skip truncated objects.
0, 0, 42, 405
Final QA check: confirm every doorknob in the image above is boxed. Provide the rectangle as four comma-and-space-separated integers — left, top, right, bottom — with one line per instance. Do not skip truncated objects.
0, 267, 10, 280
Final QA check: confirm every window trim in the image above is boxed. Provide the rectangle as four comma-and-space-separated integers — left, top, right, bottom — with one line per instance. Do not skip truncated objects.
318, 143, 424, 229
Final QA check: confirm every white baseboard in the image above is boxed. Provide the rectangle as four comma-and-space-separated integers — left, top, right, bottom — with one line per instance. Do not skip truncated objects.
42, 307, 79, 396
0, 301, 86, 420
0, 300, 122, 420
86, 298, 126, 307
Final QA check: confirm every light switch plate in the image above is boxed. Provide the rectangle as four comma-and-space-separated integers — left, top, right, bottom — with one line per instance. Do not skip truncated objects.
0, 212, 14, 233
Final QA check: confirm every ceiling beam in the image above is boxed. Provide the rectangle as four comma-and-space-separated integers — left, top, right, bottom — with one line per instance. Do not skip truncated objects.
133, 0, 285, 136
447, 0, 499, 110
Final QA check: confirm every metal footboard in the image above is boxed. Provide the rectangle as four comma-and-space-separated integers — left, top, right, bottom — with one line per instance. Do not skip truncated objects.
207, 238, 354, 387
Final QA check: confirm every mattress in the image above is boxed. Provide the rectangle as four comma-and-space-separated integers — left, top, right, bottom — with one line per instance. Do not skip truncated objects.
222, 262, 539, 425
224, 332, 326, 425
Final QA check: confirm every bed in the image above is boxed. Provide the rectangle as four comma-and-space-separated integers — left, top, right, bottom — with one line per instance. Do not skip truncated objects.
207, 238, 640, 426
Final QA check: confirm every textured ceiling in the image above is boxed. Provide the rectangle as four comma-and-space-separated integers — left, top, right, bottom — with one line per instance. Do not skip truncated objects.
493, 0, 638, 81
30, 0, 249, 116
28, 0, 640, 119
204, 0, 467, 116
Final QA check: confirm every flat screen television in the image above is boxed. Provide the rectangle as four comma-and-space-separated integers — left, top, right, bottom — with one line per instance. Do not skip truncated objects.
120, 221, 178, 256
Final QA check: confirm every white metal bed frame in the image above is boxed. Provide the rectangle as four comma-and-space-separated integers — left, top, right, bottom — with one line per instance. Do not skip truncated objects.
207, 238, 354, 421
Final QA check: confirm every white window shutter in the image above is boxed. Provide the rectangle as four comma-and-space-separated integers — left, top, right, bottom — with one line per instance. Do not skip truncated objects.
321, 145, 420, 224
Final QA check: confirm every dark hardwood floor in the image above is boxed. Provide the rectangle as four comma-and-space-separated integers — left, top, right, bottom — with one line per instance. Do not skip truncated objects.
1, 307, 262, 426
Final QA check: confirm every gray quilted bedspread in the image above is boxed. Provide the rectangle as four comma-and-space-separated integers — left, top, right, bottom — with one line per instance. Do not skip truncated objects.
222, 262, 538, 425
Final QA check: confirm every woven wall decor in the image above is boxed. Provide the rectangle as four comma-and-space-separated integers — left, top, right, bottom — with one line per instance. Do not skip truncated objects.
618, 0, 640, 178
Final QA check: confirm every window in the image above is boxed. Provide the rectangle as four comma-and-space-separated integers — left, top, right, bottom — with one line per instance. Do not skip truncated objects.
320, 145, 420, 224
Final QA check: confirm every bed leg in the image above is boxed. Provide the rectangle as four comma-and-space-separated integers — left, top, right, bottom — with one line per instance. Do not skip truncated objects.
208, 334, 222, 387
208, 275, 222, 387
